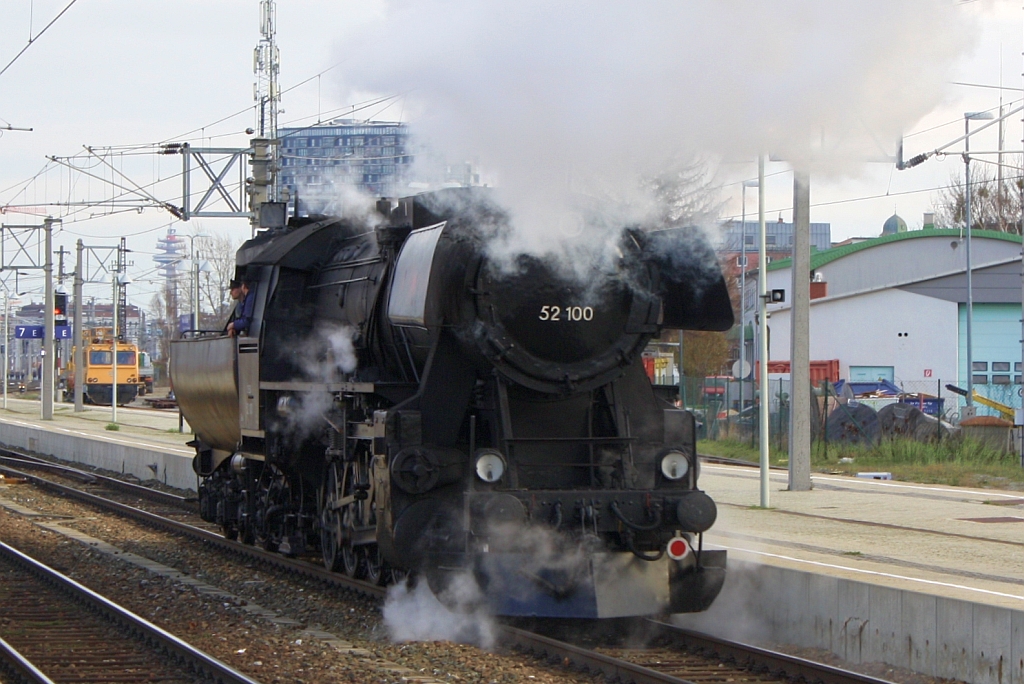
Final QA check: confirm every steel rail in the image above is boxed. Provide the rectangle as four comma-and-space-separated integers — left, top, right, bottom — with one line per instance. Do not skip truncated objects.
0, 540, 261, 684
3, 464, 897, 684
0, 463, 386, 594
500, 624, 691, 684
0, 634, 57, 684
0, 447, 197, 510
652, 622, 896, 684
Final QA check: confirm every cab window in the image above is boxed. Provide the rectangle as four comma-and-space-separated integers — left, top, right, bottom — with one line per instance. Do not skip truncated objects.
89, 351, 112, 365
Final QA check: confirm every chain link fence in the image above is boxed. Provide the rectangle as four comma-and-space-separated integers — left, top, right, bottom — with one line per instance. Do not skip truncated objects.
658, 374, 1024, 451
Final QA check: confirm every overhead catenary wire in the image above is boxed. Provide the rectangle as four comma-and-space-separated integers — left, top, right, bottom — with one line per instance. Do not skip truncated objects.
0, 0, 81, 81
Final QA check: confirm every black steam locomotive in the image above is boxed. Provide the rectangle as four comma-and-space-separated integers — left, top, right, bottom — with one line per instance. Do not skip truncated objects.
171, 188, 733, 618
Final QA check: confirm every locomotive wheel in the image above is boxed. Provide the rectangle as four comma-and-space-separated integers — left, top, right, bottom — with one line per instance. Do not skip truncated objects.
363, 545, 386, 586
341, 541, 363, 578
339, 460, 368, 578
388, 565, 409, 586
254, 470, 289, 553
319, 462, 345, 572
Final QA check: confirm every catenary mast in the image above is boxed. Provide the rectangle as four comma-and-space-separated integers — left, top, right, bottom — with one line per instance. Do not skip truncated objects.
253, 0, 281, 205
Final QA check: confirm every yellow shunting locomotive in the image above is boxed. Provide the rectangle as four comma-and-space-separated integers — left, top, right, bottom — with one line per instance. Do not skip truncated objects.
66, 328, 140, 406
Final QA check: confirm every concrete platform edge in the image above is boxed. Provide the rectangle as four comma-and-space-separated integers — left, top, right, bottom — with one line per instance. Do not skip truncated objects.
0, 421, 197, 492
676, 558, 1024, 684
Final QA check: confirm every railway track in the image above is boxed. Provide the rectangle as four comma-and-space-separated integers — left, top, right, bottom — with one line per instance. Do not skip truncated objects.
0, 458, 899, 684
0, 448, 197, 512
698, 453, 785, 470
0, 539, 259, 684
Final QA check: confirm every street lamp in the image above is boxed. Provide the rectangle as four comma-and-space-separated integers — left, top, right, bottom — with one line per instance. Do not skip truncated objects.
186, 233, 210, 333
111, 272, 131, 425
964, 111, 995, 409
739, 179, 759, 415
756, 155, 771, 508
0, 286, 10, 411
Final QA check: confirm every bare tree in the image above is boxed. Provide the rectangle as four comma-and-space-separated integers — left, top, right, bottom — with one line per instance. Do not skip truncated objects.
934, 158, 1024, 234
646, 159, 725, 228
166, 227, 243, 331
148, 284, 178, 383
199, 232, 243, 327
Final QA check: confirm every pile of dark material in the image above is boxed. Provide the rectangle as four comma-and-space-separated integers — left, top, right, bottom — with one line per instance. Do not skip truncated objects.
825, 402, 955, 446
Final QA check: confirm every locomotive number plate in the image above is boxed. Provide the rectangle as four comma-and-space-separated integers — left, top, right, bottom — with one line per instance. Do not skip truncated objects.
538, 305, 594, 322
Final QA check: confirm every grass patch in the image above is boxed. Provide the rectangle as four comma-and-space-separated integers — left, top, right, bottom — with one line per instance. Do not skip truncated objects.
105, 423, 120, 431
815, 438, 1024, 485
701, 435, 1024, 488
697, 438, 788, 467
815, 437, 1024, 488
842, 551, 863, 556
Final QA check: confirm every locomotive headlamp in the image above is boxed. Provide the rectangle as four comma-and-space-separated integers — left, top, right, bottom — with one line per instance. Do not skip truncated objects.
474, 450, 506, 483
660, 451, 690, 481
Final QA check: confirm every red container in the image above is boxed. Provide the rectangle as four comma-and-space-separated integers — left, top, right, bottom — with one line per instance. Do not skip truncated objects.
755, 359, 839, 384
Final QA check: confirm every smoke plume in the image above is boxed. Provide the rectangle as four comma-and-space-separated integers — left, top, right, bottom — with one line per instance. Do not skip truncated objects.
332, 0, 976, 257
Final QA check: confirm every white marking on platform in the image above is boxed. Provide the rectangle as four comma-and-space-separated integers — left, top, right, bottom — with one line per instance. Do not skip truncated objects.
712, 542, 1024, 603
702, 464, 1023, 499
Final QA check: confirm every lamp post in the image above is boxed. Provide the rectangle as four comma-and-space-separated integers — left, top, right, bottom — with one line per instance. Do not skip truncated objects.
739, 180, 759, 415
756, 155, 770, 508
111, 272, 131, 424
186, 233, 210, 333
964, 111, 995, 409
1, 289, 8, 411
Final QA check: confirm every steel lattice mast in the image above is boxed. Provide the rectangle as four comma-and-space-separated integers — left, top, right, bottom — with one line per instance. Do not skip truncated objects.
253, 0, 280, 202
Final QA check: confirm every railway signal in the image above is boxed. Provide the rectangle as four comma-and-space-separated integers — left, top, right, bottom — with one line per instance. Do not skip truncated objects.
54, 292, 67, 325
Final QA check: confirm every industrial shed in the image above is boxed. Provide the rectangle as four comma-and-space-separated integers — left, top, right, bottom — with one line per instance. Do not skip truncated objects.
744, 228, 1024, 412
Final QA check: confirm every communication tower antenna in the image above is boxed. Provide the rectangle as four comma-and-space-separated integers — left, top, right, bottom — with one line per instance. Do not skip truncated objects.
253, 0, 280, 201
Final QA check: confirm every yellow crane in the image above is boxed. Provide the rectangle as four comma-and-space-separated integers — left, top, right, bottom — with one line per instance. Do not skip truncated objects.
945, 384, 1016, 422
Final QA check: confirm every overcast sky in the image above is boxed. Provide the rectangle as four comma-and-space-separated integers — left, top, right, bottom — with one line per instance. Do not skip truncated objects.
0, 0, 1020, 309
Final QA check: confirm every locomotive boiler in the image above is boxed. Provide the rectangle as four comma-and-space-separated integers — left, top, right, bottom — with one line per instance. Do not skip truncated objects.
171, 188, 734, 618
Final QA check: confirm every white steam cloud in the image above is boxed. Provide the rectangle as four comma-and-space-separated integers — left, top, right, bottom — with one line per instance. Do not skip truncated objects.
383, 573, 498, 648
280, 322, 359, 437
333, 0, 977, 255
382, 520, 600, 648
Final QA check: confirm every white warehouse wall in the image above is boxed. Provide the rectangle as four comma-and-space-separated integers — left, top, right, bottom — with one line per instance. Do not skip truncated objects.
766, 288, 958, 385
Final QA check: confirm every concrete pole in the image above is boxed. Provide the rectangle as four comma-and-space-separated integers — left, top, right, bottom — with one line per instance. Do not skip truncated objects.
3, 294, 8, 410
789, 172, 812, 491
757, 155, 770, 507
74, 240, 84, 412
965, 120, 975, 408
42, 218, 54, 421
192, 256, 200, 333
740, 194, 746, 414
112, 275, 118, 425
678, 332, 685, 409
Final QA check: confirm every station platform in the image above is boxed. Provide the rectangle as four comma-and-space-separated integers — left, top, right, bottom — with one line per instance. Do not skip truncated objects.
0, 396, 196, 490
683, 464, 1024, 684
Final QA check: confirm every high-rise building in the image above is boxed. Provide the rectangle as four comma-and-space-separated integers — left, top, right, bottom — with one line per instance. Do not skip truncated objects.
278, 119, 413, 211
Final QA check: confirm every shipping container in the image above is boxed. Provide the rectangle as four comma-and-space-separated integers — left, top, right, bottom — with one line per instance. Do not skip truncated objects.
755, 359, 840, 384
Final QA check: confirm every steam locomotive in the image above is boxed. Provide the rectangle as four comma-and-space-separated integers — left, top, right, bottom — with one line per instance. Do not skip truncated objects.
171, 188, 734, 618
